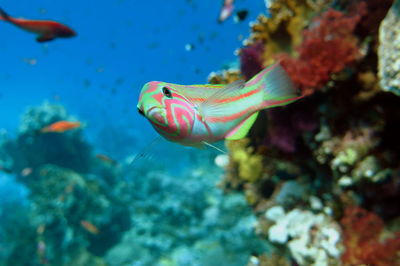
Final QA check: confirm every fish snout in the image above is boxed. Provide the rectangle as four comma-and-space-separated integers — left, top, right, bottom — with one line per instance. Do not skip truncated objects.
137, 107, 145, 117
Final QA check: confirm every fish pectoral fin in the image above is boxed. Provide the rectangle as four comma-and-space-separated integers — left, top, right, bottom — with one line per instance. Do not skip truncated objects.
201, 141, 226, 154
197, 80, 245, 121
36, 34, 55, 42
225, 112, 259, 140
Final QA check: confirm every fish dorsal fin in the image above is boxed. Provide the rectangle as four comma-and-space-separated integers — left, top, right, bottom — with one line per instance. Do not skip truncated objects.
225, 112, 258, 140
0, 8, 11, 21
197, 80, 245, 121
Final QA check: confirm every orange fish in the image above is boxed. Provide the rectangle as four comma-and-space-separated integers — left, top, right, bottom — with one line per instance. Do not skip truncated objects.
95, 154, 118, 165
218, 0, 234, 23
41, 121, 81, 133
0, 7, 76, 42
80, 220, 99, 235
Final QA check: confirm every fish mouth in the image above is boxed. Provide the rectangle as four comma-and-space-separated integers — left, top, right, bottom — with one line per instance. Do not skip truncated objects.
147, 106, 163, 116
146, 107, 166, 124
137, 107, 145, 117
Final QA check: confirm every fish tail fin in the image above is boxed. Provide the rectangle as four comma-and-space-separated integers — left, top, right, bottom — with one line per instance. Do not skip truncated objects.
249, 63, 303, 109
0, 7, 11, 21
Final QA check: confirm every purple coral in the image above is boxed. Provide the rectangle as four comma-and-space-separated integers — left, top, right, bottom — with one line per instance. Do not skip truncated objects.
264, 103, 318, 153
239, 42, 264, 80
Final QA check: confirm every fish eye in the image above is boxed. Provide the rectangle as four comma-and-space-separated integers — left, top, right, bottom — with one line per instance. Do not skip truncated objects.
162, 86, 172, 98
137, 107, 145, 116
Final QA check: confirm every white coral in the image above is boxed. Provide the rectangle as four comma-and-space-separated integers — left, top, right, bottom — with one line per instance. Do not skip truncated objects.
266, 207, 342, 266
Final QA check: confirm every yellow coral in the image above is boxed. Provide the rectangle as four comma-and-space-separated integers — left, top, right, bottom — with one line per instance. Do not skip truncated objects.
226, 139, 264, 183
245, 0, 332, 66
208, 69, 241, 84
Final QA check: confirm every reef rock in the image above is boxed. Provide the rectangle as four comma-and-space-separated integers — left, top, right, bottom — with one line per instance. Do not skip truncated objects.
378, 0, 400, 96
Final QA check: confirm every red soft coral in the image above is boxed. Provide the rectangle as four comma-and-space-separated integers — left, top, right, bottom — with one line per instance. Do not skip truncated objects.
279, 3, 367, 95
341, 206, 400, 266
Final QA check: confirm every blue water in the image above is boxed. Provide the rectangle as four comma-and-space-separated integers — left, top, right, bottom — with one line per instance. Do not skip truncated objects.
0, 1, 271, 264
0, 0, 264, 147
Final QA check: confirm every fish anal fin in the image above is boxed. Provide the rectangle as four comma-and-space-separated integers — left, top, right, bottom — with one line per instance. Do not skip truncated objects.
226, 112, 258, 140
36, 34, 55, 42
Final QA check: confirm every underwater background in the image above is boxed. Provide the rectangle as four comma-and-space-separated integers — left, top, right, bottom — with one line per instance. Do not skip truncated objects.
1, 0, 400, 265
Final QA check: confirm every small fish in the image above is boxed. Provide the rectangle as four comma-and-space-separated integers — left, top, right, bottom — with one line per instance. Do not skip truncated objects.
22, 57, 38, 65
234, 9, 248, 23
0, 7, 76, 42
41, 121, 81, 133
21, 167, 32, 177
80, 220, 99, 235
95, 154, 118, 165
37, 224, 46, 235
137, 63, 302, 148
185, 43, 195, 51
218, 0, 234, 23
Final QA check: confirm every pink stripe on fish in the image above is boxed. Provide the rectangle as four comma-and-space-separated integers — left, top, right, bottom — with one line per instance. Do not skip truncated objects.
263, 95, 303, 107
187, 89, 260, 104
207, 106, 257, 123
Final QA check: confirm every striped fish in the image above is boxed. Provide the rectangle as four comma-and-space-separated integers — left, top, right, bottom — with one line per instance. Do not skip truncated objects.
137, 63, 302, 148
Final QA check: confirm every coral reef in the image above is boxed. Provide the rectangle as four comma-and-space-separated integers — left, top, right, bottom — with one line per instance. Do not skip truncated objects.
3, 102, 91, 177
279, 3, 367, 95
0, 103, 131, 265
238, 41, 264, 80
0, 102, 267, 265
244, 0, 331, 66
211, 0, 400, 265
341, 206, 400, 266
106, 164, 267, 266
378, 0, 400, 96
266, 206, 342, 266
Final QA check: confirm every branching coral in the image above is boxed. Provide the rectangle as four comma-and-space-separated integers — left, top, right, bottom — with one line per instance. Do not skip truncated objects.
340, 206, 400, 266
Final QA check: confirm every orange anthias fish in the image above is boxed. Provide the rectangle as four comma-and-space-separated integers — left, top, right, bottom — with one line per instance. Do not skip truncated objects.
80, 220, 99, 235
95, 154, 118, 166
0, 7, 76, 42
41, 121, 81, 133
